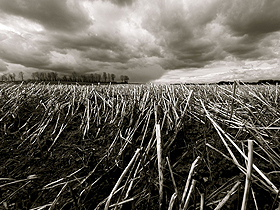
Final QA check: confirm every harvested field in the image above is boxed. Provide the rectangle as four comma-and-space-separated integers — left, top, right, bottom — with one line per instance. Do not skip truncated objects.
0, 82, 280, 209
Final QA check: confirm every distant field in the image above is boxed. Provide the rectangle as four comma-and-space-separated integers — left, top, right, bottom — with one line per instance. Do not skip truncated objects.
0, 82, 279, 209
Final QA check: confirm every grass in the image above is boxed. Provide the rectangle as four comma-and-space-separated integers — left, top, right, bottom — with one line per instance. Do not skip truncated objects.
0, 82, 280, 209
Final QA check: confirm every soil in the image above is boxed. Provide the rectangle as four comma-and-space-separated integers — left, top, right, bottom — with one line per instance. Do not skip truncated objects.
0, 83, 279, 209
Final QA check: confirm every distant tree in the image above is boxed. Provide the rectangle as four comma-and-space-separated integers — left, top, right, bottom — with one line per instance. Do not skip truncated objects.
39, 72, 47, 81
95, 73, 101, 82
18, 71, 24, 81
107, 73, 111, 82
31, 72, 36, 81
47, 72, 52, 81
81, 74, 88, 82
71, 71, 78, 82
31, 72, 40, 81
89, 74, 94, 83
120, 75, 124, 83
124, 75, 129, 83
102, 72, 107, 82
9, 73, 16, 81
1, 74, 8, 82
61, 75, 68, 82
111, 74, 116, 82
51, 72, 58, 81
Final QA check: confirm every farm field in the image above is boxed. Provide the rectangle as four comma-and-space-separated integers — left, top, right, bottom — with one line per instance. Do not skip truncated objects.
0, 82, 280, 209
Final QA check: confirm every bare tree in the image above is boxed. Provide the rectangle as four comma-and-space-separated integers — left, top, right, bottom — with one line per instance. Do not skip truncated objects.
111, 74, 116, 82
95, 73, 101, 82
51, 72, 58, 81
120, 75, 124, 83
124, 75, 129, 83
1, 74, 8, 82
19, 71, 24, 81
102, 72, 107, 82
90, 74, 95, 83
107, 73, 111, 82
47, 72, 52, 81
39, 72, 46, 81
9, 73, 16, 81
31, 72, 40, 81
71, 71, 78, 82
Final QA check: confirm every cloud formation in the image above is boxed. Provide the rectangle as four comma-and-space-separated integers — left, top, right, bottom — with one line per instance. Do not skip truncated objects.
0, 0, 90, 32
0, 0, 279, 82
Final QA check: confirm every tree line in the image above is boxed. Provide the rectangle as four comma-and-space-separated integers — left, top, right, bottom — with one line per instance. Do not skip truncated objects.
217, 79, 280, 85
1, 71, 129, 83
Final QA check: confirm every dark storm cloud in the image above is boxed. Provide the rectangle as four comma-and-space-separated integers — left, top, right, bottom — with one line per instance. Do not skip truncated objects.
139, 0, 280, 70
140, 0, 224, 70
109, 0, 135, 7
82, 49, 131, 63
224, 0, 280, 36
0, 0, 90, 32
51, 33, 123, 52
222, 35, 262, 59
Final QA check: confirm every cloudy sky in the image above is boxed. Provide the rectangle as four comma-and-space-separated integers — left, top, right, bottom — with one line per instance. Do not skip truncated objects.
0, 0, 280, 83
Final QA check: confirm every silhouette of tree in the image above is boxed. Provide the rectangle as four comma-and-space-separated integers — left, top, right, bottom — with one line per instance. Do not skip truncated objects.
102, 72, 107, 82
71, 71, 78, 82
31, 72, 40, 81
96, 73, 101, 82
107, 73, 111, 82
124, 75, 129, 83
120, 75, 124, 83
1, 74, 8, 82
111, 74, 116, 82
9, 73, 16, 81
19, 71, 24, 81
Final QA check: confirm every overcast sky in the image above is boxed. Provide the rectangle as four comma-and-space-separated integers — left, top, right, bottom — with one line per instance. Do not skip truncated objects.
0, 0, 280, 83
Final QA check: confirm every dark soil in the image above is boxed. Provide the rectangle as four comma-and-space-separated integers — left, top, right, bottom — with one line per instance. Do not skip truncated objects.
0, 83, 279, 209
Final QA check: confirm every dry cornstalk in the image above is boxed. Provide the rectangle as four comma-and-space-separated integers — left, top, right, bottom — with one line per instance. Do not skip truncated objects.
201, 100, 278, 194
200, 193, 205, 210
214, 181, 241, 210
168, 193, 177, 210
229, 80, 237, 120
104, 148, 141, 210
181, 156, 200, 207
156, 123, 164, 210
241, 140, 254, 210
182, 179, 196, 210
166, 156, 178, 195
49, 182, 68, 210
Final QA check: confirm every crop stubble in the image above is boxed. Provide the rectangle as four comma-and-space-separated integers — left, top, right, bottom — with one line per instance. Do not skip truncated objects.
0, 82, 280, 209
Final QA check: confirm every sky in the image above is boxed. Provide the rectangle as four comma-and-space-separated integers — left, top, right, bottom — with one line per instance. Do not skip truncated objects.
0, 0, 280, 83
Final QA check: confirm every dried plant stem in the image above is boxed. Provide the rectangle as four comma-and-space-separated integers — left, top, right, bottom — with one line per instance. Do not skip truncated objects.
168, 193, 177, 210
156, 123, 164, 210
182, 179, 196, 210
275, 82, 278, 104
49, 182, 68, 210
166, 156, 178, 195
104, 148, 141, 210
0, 181, 31, 205
201, 100, 278, 194
181, 156, 200, 209
241, 140, 253, 210
214, 181, 241, 210
109, 197, 135, 208
124, 161, 141, 199
229, 80, 237, 120
251, 188, 259, 210
200, 193, 205, 210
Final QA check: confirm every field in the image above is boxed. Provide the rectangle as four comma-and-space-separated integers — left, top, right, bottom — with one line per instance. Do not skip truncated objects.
0, 82, 280, 209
